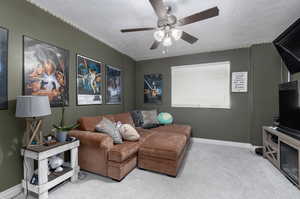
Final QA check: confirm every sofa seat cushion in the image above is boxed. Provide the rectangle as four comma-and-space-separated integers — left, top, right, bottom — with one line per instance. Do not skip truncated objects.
139, 132, 187, 161
108, 141, 140, 163
153, 124, 192, 139
136, 127, 157, 143
79, 115, 115, 132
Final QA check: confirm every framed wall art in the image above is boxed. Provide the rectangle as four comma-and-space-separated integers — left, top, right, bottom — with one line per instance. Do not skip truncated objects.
76, 54, 102, 105
23, 36, 69, 107
0, 27, 8, 110
144, 74, 163, 104
105, 65, 122, 104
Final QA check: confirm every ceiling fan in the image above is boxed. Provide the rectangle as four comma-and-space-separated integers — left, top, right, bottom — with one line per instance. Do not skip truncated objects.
120, 0, 219, 50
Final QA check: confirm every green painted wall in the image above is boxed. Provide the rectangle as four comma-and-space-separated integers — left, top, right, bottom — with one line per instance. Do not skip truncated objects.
136, 43, 283, 146
292, 73, 300, 80
0, 0, 135, 192
250, 43, 282, 145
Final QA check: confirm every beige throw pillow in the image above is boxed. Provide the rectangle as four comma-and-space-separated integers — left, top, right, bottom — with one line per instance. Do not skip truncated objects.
118, 124, 140, 141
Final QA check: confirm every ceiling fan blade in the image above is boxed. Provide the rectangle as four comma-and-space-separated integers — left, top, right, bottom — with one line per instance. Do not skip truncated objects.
149, 0, 167, 18
150, 40, 161, 50
121, 28, 155, 33
178, 7, 219, 26
181, 31, 198, 44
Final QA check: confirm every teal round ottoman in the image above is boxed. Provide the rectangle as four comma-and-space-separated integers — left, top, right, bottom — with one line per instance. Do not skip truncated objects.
157, 112, 173, 125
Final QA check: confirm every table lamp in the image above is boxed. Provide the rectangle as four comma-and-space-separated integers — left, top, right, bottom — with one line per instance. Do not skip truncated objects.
16, 96, 51, 148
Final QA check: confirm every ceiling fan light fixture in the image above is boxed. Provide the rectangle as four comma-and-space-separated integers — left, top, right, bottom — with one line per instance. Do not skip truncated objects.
163, 36, 172, 47
154, 30, 165, 42
171, 28, 183, 41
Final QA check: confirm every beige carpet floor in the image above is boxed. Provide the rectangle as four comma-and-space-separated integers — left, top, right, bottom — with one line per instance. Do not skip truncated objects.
15, 141, 300, 199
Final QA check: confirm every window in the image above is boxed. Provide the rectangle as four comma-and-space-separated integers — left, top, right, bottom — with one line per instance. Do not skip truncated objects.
171, 61, 231, 109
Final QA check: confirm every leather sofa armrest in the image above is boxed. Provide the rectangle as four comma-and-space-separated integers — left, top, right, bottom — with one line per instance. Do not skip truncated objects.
69, 130, 113, 150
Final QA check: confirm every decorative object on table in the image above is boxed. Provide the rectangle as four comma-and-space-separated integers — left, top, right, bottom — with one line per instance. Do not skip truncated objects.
49, 156, 64, 172
95, 117, 123, 144
118, 124, 140, 141
23, 36, 69, 107
157, 112, 173, 125
130, 110, 144, 127
44, 134, 56, 142
43, 134, 58, 146
76, 54, 102, 105
106, 65, 122, 104
53, 93, 79, 143
16, 95, 51, 148
0, 27, 8, 110
144, 74, 162, 104
141, 109, 159, 129
66, 136, 77, 142
44, 140, 57, 147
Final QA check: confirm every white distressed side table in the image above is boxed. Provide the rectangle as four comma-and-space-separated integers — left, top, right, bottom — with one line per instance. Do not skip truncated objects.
21, 140, 80, 199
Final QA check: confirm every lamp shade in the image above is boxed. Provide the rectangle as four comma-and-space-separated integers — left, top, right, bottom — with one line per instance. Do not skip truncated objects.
16, 96, 51, 118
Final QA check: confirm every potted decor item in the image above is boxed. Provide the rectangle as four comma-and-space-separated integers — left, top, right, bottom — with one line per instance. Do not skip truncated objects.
53, 93, 79, 142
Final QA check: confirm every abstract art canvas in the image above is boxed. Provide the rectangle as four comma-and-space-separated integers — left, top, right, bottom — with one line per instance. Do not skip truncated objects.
76, 54, 102, 105
23, 36, 69, 107
144, 74, 163, 104
0, 27, 8, 110
106, 65, 122, 104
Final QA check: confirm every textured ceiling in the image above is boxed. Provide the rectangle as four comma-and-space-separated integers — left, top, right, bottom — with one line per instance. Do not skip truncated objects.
28, 0, 300, 61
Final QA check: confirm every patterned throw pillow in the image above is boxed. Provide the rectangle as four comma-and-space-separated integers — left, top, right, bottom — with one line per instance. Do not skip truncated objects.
118, 124, 140, 141
130, 110, 144, 127
95, 117, 123, 144
141, 110, 159, 128
157, 112, 174, 124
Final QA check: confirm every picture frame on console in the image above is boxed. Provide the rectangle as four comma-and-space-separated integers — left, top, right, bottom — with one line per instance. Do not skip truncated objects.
23, 36, 69, 107
76, 54, 102, 105
0, 27, 8, 110
144, 73, 163, 104
105, 65, 122, 104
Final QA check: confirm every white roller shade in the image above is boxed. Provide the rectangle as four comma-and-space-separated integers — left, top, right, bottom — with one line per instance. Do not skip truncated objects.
171, 61, 231, 109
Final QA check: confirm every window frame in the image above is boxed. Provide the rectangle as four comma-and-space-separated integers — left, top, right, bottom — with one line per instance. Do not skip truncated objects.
171, 61, 231, 109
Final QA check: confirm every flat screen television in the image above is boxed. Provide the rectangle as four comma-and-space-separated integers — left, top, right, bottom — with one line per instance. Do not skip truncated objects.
279, 81, 300, 138
274, 18, 300, 74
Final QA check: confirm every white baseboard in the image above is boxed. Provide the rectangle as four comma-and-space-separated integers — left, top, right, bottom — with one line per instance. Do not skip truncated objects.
192, 137, 255, 151
0, 184, 22, 199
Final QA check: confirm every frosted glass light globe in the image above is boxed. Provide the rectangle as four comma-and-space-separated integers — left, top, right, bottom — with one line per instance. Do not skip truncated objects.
163, 36, 172, 47
171, 28, 183, 41
153, 30, 165, 42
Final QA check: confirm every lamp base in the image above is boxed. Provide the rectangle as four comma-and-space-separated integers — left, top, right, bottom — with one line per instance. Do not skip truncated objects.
23, 118, 44, 148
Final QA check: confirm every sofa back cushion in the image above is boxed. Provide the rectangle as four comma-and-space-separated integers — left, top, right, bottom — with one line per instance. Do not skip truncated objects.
80, 115, 115, 131
114, 112, 135, 127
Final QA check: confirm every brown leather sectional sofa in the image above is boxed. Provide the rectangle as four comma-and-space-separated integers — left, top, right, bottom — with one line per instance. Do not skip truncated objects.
69, 112, 191, 181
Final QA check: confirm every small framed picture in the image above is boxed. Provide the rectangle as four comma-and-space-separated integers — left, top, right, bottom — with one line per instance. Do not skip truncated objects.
144, 74, 163, 104
76, 54, 102, 105
105, 65, 122, 104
